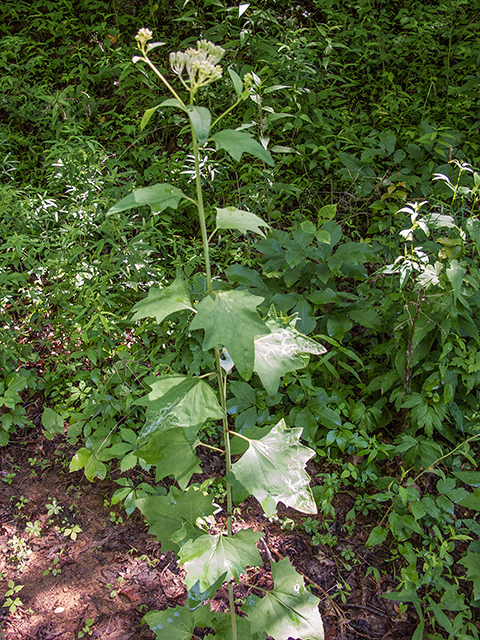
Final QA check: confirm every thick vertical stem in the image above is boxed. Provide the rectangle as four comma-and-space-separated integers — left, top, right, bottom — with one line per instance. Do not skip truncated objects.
191, 130, 212, 293
192, 120, 237, 640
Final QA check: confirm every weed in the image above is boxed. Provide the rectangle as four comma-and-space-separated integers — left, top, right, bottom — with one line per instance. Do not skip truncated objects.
2, 580, 24, 614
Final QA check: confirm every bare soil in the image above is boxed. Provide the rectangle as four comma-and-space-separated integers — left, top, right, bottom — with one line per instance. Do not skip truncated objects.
0, 433, 418, 640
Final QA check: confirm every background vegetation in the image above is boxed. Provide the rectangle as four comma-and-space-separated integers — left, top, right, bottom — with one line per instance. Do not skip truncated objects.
2, 0, 480, 637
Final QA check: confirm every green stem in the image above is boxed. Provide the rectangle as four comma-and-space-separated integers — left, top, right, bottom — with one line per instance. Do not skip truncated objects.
142, 55, 187, 112
190, 89, 237, 640
196, 442, 225, 454
191, 128, 212, 293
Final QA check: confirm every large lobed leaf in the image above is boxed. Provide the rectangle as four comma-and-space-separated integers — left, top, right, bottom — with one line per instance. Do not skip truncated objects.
254, 308, 326, 396
143, 604, 213, 640
135, 427, 201, 490
136, 374, 224, 440
230, 419, 316, 516
135, 485, 215, 553
190, 290, 270, 380
179, 529, 263, 592
131, 277, 194, 324
245, 558, 324, 640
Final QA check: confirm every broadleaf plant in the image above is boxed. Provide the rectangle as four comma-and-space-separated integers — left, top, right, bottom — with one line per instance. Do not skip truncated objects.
106, 29, 326, 640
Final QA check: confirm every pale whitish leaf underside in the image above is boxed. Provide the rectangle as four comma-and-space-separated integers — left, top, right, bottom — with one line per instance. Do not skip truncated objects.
216, 206, 270, 237
254, 310, 326, 396
231, 419, 316, 516
136, 375, 224, 440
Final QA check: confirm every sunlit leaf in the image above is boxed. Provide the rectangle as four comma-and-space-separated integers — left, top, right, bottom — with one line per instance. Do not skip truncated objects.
254, 308, 326, 396
179, 529, 263, 591
135, 486, 215, 552
136, 375, 224, 440
131, 277, 194, 324
230, 419, 316, 516
216, 207, 270, 237
244, 558, 324, 640
190, 290, 269, 380
211, 129, 274, 166
106, 183, 186, 215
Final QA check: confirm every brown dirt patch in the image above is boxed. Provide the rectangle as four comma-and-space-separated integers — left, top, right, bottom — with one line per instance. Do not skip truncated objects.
0, 433, 418, 640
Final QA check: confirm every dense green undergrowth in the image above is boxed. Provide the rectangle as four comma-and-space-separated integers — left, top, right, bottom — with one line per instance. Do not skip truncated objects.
2, 0, 480, 637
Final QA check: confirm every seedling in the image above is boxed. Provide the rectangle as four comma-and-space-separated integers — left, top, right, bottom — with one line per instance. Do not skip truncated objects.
77, 618, 94, 638
3, 580, 24, 614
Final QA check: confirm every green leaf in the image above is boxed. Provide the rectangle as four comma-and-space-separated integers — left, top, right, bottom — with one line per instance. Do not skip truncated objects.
245, 558, 324, 640
365, 526, 388, 548
71, 448, 107, 481
230, 419, 316, 516
216, 207, 270, 237
205, 612, 266, 640
136, 375, 224, 440
228, 67, 244, 96
69, 447, 91, 472
446, 259, 466, 303
254, 308, 326, 396
135, 486, 215, 552
135, 427, 201, 490
317, 204, 337, 224
187, 105, 211, 146
210, 129, 274, 166
140, 105, 161, 131
42, 408, 64, 438
460, 552, 480, 601
453, 471, 480, 487
179, 529, 263, 591
225, 264, 268, 291
143, 604, 213, 640
131, 277, 194, 324
106, 183, 186, 216
467, 218, 480, 252
190, 290, 269, 380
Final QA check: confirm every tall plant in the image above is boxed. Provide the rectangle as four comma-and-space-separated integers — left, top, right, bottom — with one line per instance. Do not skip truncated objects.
105, 28, 326, 640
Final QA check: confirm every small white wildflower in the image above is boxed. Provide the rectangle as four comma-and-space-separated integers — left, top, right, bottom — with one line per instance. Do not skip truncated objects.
135, 28, 153, 48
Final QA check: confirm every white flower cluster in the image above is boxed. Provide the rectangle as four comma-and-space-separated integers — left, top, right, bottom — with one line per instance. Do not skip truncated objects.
170, 40, 225, 90
135, 28, 153, 48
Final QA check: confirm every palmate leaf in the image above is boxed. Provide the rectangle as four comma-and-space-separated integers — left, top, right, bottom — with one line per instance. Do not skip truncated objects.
106, 183, 186, 215
210, 129, 274, 166
178, 529, 263, 592
131, 277, 194, 324
230, 419, 316, 516
216, 207, 270, 237
254, 308, 327, 396
143, 604, 213, 640
135, 427, 201, 490
245, 558, 324, 640
190, 290, 270, 380
135, 485, 215, 552
136, 375, 224, 440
